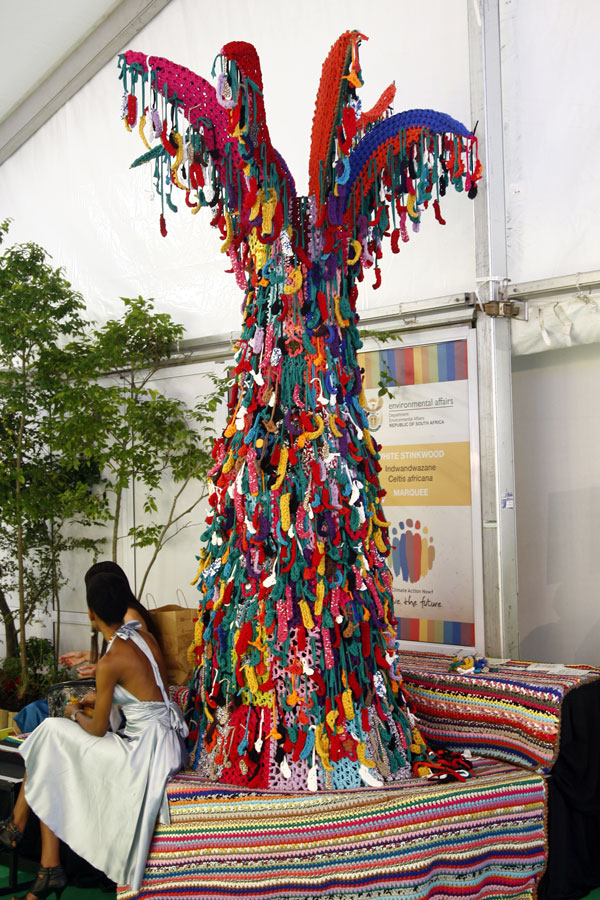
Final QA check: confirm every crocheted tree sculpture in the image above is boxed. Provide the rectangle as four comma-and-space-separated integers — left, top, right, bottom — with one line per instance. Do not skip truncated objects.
118, 31, 481, 791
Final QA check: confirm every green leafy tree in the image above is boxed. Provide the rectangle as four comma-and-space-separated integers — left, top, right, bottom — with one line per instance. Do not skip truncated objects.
0, 225, 228, 680
60, 296, 229, 596
0, 222, 105, 686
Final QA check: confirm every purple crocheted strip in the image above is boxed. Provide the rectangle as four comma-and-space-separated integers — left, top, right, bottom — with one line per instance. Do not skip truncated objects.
344, 108, 473, 211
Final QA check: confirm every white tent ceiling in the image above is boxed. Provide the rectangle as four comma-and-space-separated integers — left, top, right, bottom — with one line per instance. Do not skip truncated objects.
0, 0, 121, 122
0, 0, 172, 165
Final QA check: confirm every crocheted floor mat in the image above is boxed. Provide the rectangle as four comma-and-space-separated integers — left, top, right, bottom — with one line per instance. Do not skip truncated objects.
117, 756, 547, 900
398, 651, 600, 770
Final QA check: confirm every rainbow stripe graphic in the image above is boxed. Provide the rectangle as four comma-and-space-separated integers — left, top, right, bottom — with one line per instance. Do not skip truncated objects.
397, 617, 475, 646
360, 339, 468, 390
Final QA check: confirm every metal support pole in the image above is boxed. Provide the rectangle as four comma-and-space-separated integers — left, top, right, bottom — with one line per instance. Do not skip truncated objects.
468, 0, 519, 657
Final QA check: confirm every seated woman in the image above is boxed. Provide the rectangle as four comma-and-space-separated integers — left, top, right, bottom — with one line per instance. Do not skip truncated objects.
15, 562, 158, 734
0, 572, 187, 899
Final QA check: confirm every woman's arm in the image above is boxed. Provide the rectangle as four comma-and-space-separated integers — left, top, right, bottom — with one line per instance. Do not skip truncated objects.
59, 650, 91, 667
76, 662, 97, 679
65, 655, 119, 737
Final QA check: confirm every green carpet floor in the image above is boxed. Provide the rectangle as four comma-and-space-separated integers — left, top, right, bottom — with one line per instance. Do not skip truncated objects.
0, 864, 114, 899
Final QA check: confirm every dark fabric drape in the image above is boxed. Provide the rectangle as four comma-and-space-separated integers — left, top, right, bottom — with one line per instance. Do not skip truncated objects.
538, 678, 600, 900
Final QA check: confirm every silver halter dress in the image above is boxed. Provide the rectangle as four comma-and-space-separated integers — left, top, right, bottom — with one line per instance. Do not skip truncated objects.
20, 621, 188, 890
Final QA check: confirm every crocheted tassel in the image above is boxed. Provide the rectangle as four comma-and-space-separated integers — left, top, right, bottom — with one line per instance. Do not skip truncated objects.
127, 93, 137, 127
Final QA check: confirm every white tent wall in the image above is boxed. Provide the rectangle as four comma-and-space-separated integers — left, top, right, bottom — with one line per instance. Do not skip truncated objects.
499, 0, 600, 666
1, 0, 599, 661
513, 345, 600, 667
500, 0, 600, 284
501, 0, 600, 357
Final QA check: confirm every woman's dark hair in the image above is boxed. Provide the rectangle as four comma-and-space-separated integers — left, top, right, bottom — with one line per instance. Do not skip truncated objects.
84, 561, 159, 658
85, 561, 130, 587
86, 573, 129, 625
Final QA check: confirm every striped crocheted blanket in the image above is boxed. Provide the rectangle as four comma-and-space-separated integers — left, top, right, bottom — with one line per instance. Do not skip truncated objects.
398, 651, 600, 770
117, 757, 546, 900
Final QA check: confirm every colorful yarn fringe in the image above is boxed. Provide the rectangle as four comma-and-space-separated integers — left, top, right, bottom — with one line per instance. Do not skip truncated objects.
399, 651, 600, 770
118, 32, 481, 791
116, 758, 547, 900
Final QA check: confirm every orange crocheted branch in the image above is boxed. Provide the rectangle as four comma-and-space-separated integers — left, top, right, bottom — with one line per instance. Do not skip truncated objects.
308, 30, 366, 210
357, 83, 397, 129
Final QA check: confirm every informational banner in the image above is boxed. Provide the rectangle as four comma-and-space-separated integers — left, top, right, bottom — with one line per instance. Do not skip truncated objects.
359, 329, 483, 650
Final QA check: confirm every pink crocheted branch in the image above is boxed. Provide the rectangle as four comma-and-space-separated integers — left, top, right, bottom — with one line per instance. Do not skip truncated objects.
123, 50, 242, 169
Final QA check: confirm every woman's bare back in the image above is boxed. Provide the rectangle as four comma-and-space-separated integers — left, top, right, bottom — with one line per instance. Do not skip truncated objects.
105, 629, 169, 702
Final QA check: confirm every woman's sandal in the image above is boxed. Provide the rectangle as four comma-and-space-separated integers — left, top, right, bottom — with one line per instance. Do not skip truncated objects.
0, 816, 24, 850
12, 864, 67, 900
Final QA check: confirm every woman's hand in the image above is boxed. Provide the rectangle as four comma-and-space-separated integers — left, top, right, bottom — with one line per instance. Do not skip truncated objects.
71, 655, 118, 738
59, 650, 90, 667
77, 663, 97, 679
80, 690, 96, 709
64, 703, 83, 721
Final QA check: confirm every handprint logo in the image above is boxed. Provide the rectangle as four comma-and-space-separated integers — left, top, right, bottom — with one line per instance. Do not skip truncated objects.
390, 519, 435, 583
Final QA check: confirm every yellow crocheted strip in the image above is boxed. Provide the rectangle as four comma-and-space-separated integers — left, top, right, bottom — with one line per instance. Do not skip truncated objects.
250, 189, 263, 221
342, 688, 355, 720
363, 428, 378, 457
261, 188, 278, 236
299, 599, 315, 631
186, 640, 196, 667
138, 113, 151, 150
280, 493, 291, 532
190, 550, 210, 586
283, 266, 303, 296
334, 295, 350, 328
407, 193, 419, 221
314, 580, 325, 617
371, 504, 390, 528
315, 724, 333, 771
373, 527, 387, 554
273, 447, 288, 490
328, 413, 343, 438
220, 211, 233, 254
373, 513, 390, 530
193, 616, 204, 647
246, 666, 261, 695
317, 542, 326, 576
356, 740, 375, 768
306, 416, 325, 441
222, 451, 235, 474
248, 229, 267, 270
347, 239, 361, 266
170, 132, 186, 189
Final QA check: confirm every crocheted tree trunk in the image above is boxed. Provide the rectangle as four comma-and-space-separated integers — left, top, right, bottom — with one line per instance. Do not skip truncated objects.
119, 31, 481, 790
